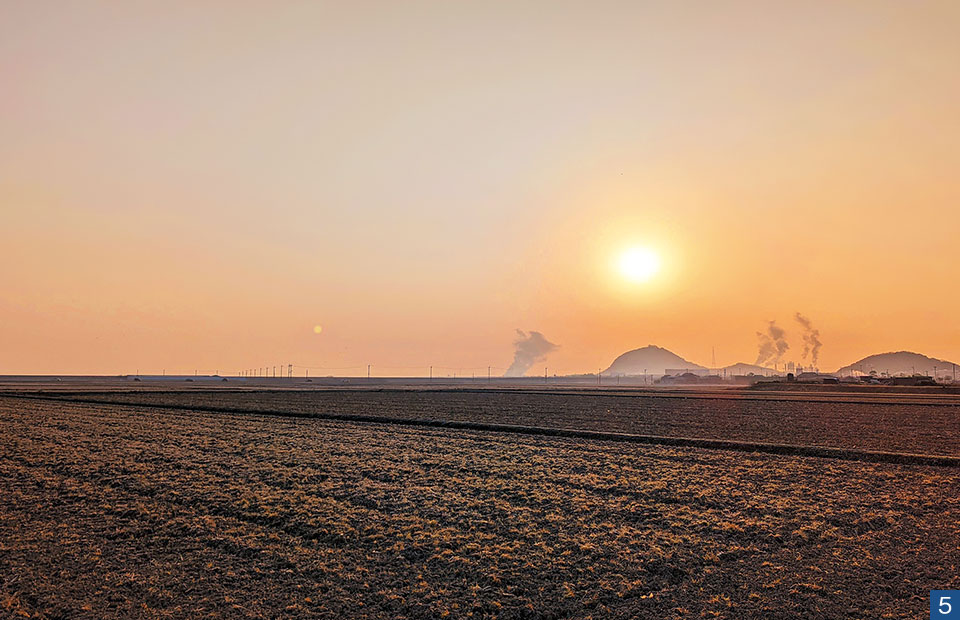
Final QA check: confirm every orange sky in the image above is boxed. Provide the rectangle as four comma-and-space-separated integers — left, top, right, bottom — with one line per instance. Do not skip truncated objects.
2, 1, 959, 376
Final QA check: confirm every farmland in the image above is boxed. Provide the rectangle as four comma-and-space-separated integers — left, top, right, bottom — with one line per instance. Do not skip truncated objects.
1, 390, 958, 619
34, 386, 960, 456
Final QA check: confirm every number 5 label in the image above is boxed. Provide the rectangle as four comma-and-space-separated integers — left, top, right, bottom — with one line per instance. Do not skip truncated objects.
932, 591, 960, 619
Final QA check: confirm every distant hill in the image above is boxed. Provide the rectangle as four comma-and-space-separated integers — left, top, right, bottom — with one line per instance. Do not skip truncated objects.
721, 362, 777, 376
836, 351, 958, 377
603, 345, 705, 376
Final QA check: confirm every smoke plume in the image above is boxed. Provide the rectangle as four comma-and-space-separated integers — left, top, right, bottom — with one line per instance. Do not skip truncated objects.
755, 320, 789, 367
504, 330, 558, 377
794, 312, 822, 367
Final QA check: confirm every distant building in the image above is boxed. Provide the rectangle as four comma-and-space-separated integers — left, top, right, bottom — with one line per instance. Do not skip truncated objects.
884, 376, 937, 386
796, 372, 839, 384
664, 368, 711, 377
721, 363, 778, 377
659, 372, 708, 385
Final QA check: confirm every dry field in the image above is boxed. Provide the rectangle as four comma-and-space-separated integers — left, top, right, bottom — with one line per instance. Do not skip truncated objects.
42, 388, 960, 456
1, 392, 958, 619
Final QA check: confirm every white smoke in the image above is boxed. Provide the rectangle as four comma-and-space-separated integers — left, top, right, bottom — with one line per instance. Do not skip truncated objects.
794, 312, 822, 367
504, 330, 558, 377
756, 320, 789, 367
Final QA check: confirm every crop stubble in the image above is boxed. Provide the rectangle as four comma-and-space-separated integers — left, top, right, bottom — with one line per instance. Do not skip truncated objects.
1, 394, 958, 619
48, 388, 960, 457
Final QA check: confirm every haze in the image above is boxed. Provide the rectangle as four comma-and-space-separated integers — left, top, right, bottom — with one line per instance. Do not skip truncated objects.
3, 1, 959, 376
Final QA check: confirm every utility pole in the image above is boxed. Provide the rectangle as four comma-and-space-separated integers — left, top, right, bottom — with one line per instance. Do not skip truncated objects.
487, 366, 491, 382
367, 364, 371, 379
429, 366, 432, 380
597, 368, 601, 387
544, 367, 547, 383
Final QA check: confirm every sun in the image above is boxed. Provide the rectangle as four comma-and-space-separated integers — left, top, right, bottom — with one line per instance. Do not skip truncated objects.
618, 247, 661, 283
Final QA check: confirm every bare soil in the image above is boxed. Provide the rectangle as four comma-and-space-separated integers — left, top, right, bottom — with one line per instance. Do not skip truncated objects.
1, 393, 957, 619
37, 387, 960, 456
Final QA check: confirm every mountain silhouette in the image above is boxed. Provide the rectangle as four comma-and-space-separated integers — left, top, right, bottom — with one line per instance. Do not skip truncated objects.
720, 362, 777, 376
603, 345, 705, 376
836, 351, 958, 377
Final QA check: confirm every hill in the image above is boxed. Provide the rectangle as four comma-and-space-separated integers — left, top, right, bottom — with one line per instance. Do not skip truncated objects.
603, 345, 705, 376
836, 351, 958, 378
721, 362, 777, 376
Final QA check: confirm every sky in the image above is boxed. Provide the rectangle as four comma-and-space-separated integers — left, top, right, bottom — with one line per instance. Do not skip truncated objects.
2, 0, 960, 376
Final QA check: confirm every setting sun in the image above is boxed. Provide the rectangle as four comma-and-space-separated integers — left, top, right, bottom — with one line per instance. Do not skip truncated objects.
618, 247, 661, 283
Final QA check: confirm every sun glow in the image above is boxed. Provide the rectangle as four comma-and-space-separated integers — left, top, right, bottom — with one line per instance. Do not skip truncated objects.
618, 247, 661, 283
